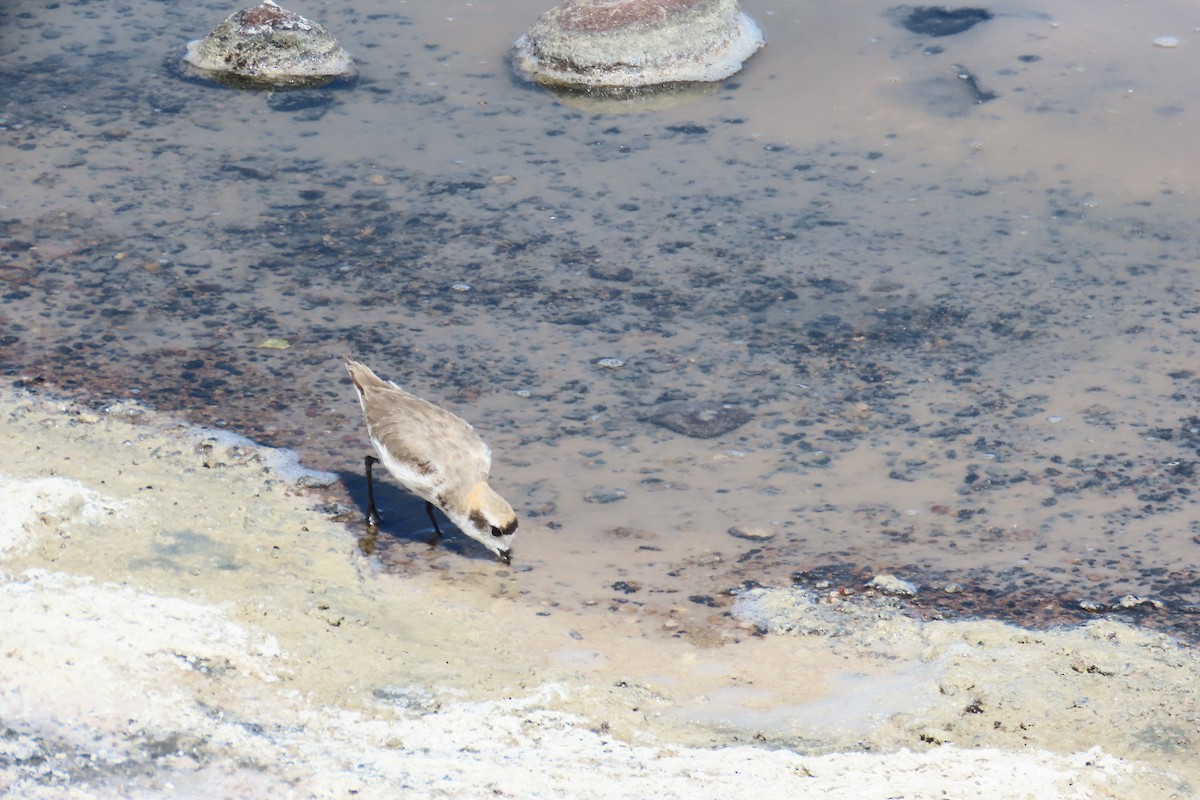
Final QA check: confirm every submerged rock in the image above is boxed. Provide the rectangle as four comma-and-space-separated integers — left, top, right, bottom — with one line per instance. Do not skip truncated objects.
649, 401, 753, 438
512, 0, 764, 92
183, 0, 354, 88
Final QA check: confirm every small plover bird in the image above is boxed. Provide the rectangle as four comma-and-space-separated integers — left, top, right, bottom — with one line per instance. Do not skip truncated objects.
344, 357, 518, 564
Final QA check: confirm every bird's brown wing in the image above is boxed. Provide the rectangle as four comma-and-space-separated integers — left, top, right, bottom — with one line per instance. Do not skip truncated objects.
359, 381, 492, 484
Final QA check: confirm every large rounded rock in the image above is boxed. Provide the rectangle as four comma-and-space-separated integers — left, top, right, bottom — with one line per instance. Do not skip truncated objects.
183, 0, 354, 88
512, 0, 764, 91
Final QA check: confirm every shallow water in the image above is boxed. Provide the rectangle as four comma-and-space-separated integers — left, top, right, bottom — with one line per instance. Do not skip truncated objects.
3, 0, 1199, 641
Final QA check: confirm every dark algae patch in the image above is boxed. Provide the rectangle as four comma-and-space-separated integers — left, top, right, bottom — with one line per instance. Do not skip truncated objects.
888, 6, 994, 37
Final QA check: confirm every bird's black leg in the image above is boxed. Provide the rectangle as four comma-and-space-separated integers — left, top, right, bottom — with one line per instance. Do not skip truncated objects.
425, 501, 444, 546
364, 455, 382, 529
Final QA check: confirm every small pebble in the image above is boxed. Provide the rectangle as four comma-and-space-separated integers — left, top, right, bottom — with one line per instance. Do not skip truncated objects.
104, 400, 146, 417
606, 526, 654, 539
594, 357, 626, 369
450, 282, 472, 292
1112, 594, 1163, 611
866, 574, 918, 597
584, 486, 627, 504
294, 473, 338, 488
372, 686, 441, 713
1152, 36, 1180, 48
942, 582, 965, 594
1078, 600, 1107, 613
728, 525, 776, 541
587, 263, 634, 282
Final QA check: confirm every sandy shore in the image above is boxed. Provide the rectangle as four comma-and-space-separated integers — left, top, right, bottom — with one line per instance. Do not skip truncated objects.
1, 386, 1195, 799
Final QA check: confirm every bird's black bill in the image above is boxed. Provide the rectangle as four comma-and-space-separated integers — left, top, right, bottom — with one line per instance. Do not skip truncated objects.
497, 549, 512, 566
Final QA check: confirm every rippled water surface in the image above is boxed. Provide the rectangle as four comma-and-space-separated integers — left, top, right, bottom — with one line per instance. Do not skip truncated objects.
4, 0, 1200, 640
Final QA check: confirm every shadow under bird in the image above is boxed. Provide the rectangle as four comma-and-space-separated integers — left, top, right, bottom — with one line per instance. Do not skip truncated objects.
343, 357, 518, 564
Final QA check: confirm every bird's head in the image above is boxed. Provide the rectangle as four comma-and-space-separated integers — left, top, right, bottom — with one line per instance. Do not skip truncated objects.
464, 481, 518, 565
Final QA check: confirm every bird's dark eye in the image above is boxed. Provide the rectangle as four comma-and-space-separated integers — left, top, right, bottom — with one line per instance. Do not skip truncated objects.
491, 527, 505, 538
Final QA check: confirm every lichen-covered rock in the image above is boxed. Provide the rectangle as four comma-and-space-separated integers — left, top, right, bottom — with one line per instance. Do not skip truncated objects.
512, 0, 764, 91
183, 0, 354, 88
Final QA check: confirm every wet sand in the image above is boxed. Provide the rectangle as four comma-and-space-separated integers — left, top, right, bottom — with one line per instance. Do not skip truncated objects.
1, 388, 1197, 798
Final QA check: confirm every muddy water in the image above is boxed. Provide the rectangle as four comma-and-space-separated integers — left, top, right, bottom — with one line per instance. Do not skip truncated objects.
3, 0, 1199, 641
